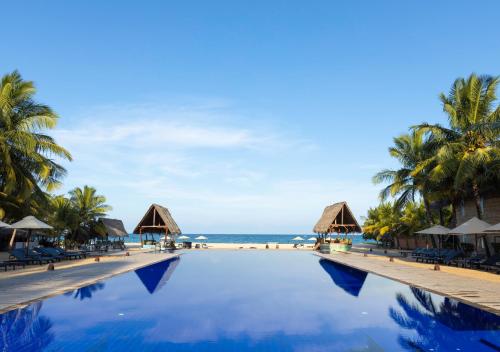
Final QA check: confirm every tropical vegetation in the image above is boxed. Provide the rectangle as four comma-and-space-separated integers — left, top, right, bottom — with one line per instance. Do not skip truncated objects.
0, 71, 112, 247
364, 73, 500, 243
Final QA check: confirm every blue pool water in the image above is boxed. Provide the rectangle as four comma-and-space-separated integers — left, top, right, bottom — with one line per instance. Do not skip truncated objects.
126, 233, 369, 244
1, 251, 499, 351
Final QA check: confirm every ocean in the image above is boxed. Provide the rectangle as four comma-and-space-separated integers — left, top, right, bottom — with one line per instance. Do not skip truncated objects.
125, 233, 369, 245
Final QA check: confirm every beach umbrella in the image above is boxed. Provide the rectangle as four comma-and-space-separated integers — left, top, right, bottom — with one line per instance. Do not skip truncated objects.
195, 235, 207, 241
449, 217, 491, 235
0, 220, 11, 228
178, 235, 190, 240
415, 225, 450, 235
292, 236, 304, 241
11, 216, 53, 254
482, 222, 500, 234
415, 225, 451, 249
449, 217, 492, 255
307, 237, 317, 241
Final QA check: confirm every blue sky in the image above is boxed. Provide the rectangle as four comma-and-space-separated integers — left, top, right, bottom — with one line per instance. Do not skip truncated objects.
2, 1, 500, 233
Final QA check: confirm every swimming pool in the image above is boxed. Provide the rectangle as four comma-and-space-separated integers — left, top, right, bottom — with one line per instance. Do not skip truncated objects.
1, 251, 499, 351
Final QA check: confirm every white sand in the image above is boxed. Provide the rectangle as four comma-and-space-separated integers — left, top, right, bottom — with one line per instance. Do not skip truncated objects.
125, 242, 314, 250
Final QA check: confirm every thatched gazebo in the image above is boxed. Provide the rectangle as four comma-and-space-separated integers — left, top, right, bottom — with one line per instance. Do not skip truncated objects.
99, 218, 128, 239
313, 202, 361, 240
133, 204, 181, 247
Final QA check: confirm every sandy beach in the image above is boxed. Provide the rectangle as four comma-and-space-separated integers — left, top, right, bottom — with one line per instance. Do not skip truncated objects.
126, 242, 315, 250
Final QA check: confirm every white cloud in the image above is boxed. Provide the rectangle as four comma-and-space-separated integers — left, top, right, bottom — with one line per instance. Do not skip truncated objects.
52, 100, 379, 233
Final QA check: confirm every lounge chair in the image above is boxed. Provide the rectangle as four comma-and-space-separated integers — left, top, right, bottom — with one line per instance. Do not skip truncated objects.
0, 260, 26, 271
55, 247, 86, 259
9, 249, 50, 265
479, 254, 500, 273
34, 247, 64, 262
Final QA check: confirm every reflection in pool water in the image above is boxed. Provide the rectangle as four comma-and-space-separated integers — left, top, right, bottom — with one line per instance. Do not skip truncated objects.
64, 282, 106, 301
0, 251, 498, 351
391, 286, 500, 351
0, 302, 54, 351
319, 259, 368, 297
135, 256, 180, 294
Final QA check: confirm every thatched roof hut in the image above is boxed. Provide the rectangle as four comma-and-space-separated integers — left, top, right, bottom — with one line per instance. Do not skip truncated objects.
133, 204, 181, 236
313, 201, 361, 235
99, 218, 128, 238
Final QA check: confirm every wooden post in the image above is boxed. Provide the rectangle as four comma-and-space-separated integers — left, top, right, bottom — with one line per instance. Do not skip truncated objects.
9, 229, 16, 251
139, 227, 143, 246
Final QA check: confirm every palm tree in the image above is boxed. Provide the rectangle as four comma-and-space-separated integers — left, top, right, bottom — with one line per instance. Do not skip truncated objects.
362, 202, 401, 242
414, 74, 500, 219
67, 185, 111, 243
0, 70, 72, 219
373, 130, 437, 223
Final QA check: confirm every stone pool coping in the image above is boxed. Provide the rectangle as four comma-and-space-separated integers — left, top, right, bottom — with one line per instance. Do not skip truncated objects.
0, 251, 180, 314
317, 251, 500, 316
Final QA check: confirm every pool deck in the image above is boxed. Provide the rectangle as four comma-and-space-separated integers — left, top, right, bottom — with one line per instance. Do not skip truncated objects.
318, 251, 500, 315
0, 250, 179, 314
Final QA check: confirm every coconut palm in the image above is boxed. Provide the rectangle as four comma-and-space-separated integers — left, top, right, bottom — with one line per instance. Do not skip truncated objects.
67, 185, 111, 243
362, 202, 401, 241
414, 74, 500, 219
0, 70, 71, 219
373, 130, 438, 223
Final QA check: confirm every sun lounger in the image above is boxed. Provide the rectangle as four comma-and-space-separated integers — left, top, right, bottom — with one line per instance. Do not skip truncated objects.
479, 254, 500, 273
0, 260, 26, 271
55, 247, 86, 259
9, 249, 50, 265
34, 247, 64, 262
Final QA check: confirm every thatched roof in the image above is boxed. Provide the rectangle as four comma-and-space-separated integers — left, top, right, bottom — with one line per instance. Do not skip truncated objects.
313, 201, 361, 234
133, 204, 181, 235
99, 218, 128, 238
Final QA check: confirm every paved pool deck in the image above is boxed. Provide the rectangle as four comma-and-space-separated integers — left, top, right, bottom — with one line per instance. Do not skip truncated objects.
0, 250, 179, 314
318, 251, 500, 315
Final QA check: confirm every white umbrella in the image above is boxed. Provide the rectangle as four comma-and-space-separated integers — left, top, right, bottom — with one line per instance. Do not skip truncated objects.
449, 217, 491, 235
195, 235, 207, 240
307, 237, 317, 241
178, 235, 190, 240
415, 225, 451, 250
0, 220, 11, 228
449, 217, 492, 254
415, 225, 450, 235
11, 216, 53, 254
483, 222, 500, 234
292, 236, 304, 241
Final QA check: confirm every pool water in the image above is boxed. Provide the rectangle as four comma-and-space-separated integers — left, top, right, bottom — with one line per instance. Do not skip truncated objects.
1, 251, 499, 351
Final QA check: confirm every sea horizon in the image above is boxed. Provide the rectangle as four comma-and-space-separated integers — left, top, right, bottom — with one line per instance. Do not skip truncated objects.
125, 233, 367, 244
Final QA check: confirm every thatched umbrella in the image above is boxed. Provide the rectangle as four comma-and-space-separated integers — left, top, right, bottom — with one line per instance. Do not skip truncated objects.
11, 216, 53, 254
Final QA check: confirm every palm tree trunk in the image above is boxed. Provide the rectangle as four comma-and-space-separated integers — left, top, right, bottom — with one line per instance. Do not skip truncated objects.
439, 208, 445, 225
450, 201, 457, 228
422, 196, 434, 225
472, 181, 483, 219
